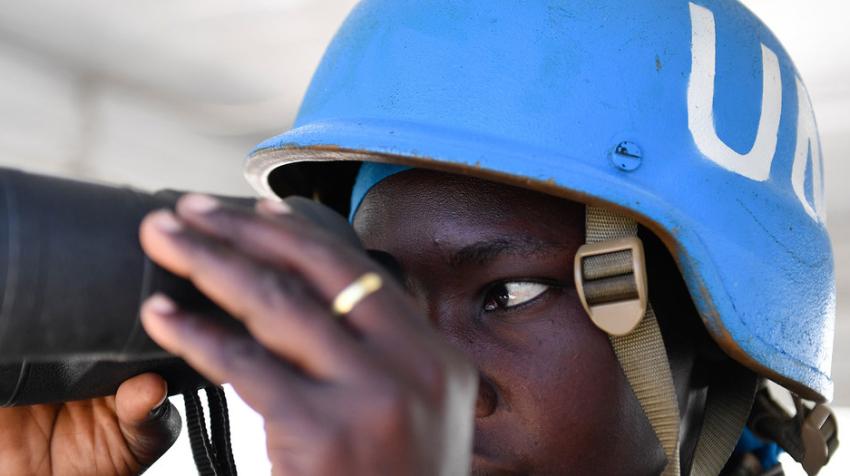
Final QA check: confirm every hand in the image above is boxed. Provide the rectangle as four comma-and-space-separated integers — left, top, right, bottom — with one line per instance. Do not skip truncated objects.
0, 373, 181, 476
138, 194, 478, 476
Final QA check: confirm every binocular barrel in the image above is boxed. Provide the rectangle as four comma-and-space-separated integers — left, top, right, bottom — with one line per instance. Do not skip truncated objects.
0, 167, 361, 406
1, 168, 195, 360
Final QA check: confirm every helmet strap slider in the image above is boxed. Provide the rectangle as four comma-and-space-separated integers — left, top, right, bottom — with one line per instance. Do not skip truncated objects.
749, 385, 839, 475
801, 403, 838, 475
574, 236, 648, 336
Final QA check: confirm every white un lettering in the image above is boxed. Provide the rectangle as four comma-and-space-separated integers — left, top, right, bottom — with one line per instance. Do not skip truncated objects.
687, 2, 825, 223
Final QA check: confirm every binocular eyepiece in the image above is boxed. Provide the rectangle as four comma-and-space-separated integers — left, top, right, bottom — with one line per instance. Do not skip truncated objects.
0, 167, 362, 406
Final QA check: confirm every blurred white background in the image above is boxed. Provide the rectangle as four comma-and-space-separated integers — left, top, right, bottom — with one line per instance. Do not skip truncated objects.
0, 0, 846, 474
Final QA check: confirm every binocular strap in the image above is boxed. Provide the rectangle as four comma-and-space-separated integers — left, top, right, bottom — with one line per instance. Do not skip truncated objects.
184, 386, 238, 476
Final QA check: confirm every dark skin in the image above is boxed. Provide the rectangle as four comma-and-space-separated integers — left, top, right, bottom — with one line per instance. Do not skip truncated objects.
0, 169, 709, 475
354, 170, 700, 475
0, 373, 179, 475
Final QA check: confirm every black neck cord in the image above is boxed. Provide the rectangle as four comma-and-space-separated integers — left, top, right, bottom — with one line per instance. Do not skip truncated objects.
184, 386, 237, 476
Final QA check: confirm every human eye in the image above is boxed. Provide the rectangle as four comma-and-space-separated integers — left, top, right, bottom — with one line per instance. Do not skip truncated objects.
482, 281, 552, 312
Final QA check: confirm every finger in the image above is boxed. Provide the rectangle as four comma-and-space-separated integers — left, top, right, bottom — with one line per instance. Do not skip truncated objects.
255, 197, 292, 217
115, 373, 167, 425
140, 294, 312, 417
139, 210, 363, 377
174, 195, 427, 336
173, 198, 449, 392
115, 373, 182, 468
179, 194, 369, 299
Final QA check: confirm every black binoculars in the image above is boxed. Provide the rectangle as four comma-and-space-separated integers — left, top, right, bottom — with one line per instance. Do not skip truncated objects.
0, 167, 363, 406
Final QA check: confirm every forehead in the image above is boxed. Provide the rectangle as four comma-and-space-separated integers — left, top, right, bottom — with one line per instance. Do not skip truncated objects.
353, 169, 584, 246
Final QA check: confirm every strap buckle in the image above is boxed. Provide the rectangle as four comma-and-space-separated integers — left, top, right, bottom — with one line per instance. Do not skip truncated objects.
750, 386, 839, 476
801, 403, 839, 475
574, 237, 648, 336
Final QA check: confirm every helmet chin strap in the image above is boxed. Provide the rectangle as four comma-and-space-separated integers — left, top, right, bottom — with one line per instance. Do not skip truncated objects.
578, 206, 682, 475
578, 206, 757, 476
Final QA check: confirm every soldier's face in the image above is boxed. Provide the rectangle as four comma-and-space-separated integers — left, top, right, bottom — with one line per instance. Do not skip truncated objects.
354, 169, 664, 475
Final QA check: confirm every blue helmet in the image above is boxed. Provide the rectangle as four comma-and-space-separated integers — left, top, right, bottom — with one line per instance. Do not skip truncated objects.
245, 0, 833, 407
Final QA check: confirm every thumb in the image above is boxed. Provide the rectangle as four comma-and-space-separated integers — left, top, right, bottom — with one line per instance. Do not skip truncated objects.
115, 373, 182, 469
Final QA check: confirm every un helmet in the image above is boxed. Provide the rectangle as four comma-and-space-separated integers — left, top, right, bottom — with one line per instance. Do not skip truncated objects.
245, 0, 835, 473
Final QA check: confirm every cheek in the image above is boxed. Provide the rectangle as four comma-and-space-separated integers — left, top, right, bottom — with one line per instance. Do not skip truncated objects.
469, 308, 663, 473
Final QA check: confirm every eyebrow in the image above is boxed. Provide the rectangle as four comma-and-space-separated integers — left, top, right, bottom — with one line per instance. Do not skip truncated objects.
447, 237, 567, 268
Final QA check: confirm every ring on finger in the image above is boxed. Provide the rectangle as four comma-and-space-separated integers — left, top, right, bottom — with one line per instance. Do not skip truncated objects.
331, 272, 383, 316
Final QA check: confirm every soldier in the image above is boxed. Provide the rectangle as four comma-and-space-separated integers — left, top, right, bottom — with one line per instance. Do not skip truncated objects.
0, 1, 838, 474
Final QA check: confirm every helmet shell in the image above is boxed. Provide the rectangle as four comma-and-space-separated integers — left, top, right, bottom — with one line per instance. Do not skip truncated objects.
246, 0, 834, 400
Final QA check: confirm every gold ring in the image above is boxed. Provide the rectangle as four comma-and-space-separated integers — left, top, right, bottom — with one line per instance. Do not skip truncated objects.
332, 272, 383, 316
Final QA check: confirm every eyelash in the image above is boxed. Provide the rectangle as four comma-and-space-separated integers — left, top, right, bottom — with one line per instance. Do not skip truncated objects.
481, 280, 561, 313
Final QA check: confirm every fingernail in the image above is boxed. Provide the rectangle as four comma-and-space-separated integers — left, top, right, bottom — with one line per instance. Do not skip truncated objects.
181, 193, 220, 214
150, 210, 183, 233
145, 293, 177, 316
149, 394, 170, 419
260, 198, 292, 215
153, 384, 168, 409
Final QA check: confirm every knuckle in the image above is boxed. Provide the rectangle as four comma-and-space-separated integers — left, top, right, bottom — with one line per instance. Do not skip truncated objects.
255, 267, 283, 301
221, 337, 263, 369
192, 235, 229, 265
251, 269, 319, 320
251, 267, 291, 311
229, 214, 257, 242
184, 317, 227, 350
301, 241, 332, 264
